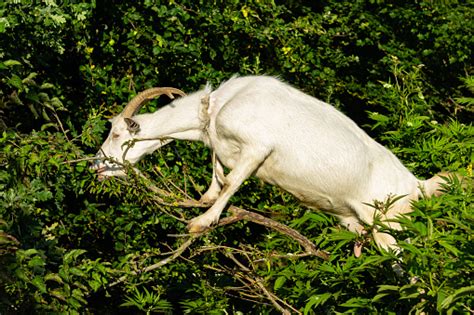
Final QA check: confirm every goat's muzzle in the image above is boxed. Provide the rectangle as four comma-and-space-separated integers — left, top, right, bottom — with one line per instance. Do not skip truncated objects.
90, 155, 108, 181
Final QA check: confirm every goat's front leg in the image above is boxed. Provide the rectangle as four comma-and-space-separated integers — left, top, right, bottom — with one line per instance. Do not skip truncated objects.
188, 148, 270, 233
199, 152, 225, 205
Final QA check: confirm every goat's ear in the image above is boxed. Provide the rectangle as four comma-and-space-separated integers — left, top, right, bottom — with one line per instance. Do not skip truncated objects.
124, 118, 140, 133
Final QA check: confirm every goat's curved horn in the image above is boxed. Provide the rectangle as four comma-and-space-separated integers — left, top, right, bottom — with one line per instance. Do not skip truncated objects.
121, 87, 186, 118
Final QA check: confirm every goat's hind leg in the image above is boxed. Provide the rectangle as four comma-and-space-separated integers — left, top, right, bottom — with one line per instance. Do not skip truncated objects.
339, 210, 400, 257
338, 216, 367, 257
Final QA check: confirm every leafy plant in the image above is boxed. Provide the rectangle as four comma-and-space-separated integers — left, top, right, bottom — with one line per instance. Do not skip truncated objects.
121, 287, 172, 314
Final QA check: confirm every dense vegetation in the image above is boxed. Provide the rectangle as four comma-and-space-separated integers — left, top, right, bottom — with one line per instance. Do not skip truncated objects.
1, 0, 472, 313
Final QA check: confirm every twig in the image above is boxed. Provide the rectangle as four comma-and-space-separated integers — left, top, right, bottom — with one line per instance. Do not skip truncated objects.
254, 278, 294, 315
223, 251, 300, 315
252, 252, 313, 263
186, 169, 206, 198
134, 168, 211, 209
108, 236, 196, 288
52, 110, 70, 142
153, 166, 185, 198
223, 290, 272, 307
206, 251, 298, 315
63, 156, 100, 164
224, 251, 251, 272
190, 244, 256, 258
141, 237, 195, 272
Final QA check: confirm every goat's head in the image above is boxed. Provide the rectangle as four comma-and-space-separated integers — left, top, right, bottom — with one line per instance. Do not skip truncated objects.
92, 87, 186, 180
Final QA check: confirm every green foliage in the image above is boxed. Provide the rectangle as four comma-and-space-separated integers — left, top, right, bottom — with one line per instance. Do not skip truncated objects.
121, 286, 172, 314
456, 75, 474, 109
0, 0, 472, 313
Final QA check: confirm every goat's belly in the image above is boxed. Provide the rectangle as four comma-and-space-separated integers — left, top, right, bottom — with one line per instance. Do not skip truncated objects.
255, 165, 356, 217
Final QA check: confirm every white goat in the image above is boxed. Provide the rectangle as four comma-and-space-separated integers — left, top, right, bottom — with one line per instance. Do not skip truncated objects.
93, 75, 450, 252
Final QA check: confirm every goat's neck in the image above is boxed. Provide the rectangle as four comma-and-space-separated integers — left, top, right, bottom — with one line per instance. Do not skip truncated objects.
137, 90, 209, 144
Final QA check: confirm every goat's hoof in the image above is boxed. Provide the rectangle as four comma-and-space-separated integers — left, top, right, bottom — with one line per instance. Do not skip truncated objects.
187, 221, 209, 234
353, 241, 363, 258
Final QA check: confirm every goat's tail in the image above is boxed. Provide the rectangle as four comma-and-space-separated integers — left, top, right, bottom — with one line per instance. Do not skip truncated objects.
422, 171, 465, 197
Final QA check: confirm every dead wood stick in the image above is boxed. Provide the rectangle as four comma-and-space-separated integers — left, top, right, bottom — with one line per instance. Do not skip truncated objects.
218, 206, 330, 261
223, 251, 299, 315
108, 236, 196, 288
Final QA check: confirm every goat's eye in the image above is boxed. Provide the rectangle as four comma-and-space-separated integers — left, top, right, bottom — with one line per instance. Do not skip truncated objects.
112, 133, 120, 139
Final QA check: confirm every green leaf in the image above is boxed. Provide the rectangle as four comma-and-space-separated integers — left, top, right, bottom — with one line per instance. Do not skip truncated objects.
340, 297, 372, 308
50, 14, 67, 26
304, 293, 332, 314
63, 249, 86, 264
0, 17, 9, 33
327, 228, 357, 241
372, 292, 391, 302
28, 255, 46, 268
377, 285, 400, 292
274, 276, 286, 291
8, 75, 23, 89
3, 59, 22, 67
15, 268, 28, 282
89, 279, 102, 291
439, 286, 474, 310
73, 281, 88, 291
40, 83, 55, 89
437, 240, 461, 256
50, 288, 67, 302
72, 288, 87, 304
69, 267, 85, 277
67, 297, 82, 309
31, 276, 47, 293
22, 248, 40, 257
358, 255, 393, 269
44, 273, 64, 284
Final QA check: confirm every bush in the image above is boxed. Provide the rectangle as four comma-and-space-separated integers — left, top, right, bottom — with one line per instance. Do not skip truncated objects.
0, 0, 472, 313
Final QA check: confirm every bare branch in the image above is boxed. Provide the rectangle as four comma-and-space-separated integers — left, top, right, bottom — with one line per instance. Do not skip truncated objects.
254, 278, 295, 315
219, 250, 300, 314
108, 236, 196, 288
63, 156, 101, 164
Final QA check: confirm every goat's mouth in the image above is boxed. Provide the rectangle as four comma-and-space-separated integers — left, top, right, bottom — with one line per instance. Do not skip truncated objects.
92, 163, 126, 180
96, 166, 108, 181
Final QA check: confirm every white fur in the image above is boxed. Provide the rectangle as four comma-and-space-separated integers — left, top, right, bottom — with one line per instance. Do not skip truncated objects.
94, 75, 447, 251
